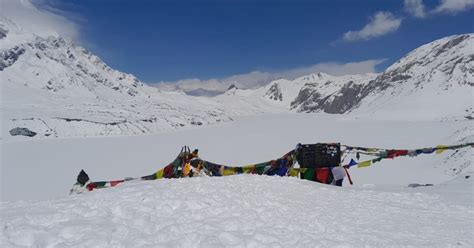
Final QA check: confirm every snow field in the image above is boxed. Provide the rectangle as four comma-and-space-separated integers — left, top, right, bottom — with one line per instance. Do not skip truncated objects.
1, 175, 472, 247
2, 113, 472, 201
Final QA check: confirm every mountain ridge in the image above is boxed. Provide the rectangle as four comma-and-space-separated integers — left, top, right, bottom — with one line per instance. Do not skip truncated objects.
215, 33, 473, 119
1, 17, 472, 139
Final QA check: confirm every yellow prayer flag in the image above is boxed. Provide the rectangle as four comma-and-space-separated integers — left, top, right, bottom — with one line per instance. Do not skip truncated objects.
223, 168, 235, 176
357, 160, 372, 168
155, 169, 164, 179
242, 165, 254, 174
242, 167, 251, 174
183, 163, 191, 177
435, 145, 448, 154
289, 168, 299, 177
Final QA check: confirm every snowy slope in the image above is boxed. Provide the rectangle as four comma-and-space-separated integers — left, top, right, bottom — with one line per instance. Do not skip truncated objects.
1, 173, 472, 247
352, 34, 474, 120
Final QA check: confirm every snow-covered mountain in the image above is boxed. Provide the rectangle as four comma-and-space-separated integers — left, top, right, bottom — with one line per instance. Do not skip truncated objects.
269, 73, 375, 113
1, 15, 472, 139
352, 34, 474, 120
0, 17, 235, 139
216, 33, 473, 118
211, 73, 376, 114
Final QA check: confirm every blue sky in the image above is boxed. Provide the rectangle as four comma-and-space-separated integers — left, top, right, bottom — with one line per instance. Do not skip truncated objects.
14, 0, 474, 90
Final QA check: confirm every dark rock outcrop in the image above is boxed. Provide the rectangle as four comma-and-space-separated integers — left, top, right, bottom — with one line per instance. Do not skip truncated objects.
227, 84, 238, 91
0, 26, 7, 39
265, 83, 283, 101
291, 81, 365, 114
0, 46, 25, 71
9, 127, 37, 137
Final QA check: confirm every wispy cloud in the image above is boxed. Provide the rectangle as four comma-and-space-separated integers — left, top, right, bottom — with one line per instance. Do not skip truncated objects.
404, 0, 426, 18
433, 0, 474, 14
404, 0, 474, 17
343, 0, 472, 42
152, 60, 384, 93
343, 12, 402, 42
0, 0, 80, 40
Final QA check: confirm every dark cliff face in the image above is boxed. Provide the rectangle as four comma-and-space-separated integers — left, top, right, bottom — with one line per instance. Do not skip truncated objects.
0, 26, 7, 39
0, 46, 25, 71
291, 81, 366, 114
265, 83, 283, 101
322, 82, 365, 114
290, 83, 322, 112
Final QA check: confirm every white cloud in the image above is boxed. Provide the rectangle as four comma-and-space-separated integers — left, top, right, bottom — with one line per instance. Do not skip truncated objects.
0, 0, 80, 40
404, 0, 426, 18
153, 60, 384, 93
343, 12, 402, 41
342, 0, 471, 43
404, 0, 474, 17
154, 71, 278, 92
433, 0, 474, 14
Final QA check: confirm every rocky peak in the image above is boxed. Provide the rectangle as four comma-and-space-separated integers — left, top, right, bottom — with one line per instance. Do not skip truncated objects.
265, 83, 283, 101
227, 84, 238, 91
223, 83, 240, 95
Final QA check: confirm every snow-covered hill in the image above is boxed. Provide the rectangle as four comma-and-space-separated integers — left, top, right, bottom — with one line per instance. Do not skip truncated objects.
1, 174, 472, 247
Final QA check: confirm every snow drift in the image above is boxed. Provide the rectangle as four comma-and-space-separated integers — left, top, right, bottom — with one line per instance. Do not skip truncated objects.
1, 174, 472, 247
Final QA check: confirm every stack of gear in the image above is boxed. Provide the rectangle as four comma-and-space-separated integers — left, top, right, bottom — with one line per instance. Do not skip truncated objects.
295, 143, 348, 185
